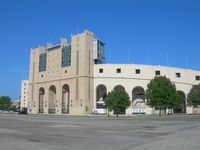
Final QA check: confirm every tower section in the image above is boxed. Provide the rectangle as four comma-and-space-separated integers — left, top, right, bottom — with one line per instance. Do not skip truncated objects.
70, 30, 95, 114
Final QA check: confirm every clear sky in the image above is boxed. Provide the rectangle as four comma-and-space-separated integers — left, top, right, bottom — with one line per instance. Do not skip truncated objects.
0, 0, 200, 100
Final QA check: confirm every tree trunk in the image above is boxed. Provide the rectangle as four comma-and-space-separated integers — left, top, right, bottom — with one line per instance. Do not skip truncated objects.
159, 106, 161, 117
117, 109, 119, 117
107, 109, 109, 117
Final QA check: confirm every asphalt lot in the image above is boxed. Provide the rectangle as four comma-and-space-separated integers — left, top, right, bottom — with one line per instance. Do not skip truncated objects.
0, 114, 200, 150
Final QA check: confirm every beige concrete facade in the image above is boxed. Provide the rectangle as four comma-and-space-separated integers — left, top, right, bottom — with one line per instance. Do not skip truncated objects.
93, 64, 200, 114
28, 30, 94, 115
26, 30, 200, 115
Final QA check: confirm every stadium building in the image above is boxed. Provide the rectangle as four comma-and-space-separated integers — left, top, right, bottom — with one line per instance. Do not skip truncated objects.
25, 30, 200, 115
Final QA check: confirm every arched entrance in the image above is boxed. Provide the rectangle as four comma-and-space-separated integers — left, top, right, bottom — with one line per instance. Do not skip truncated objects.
174, 91, 186, 113
96, 84, 107, 108
62, 84, 70, 114
132, 86, 146, 114
39, 87, 45, 113
49, 85, 56, 114
113, 85, 126, 114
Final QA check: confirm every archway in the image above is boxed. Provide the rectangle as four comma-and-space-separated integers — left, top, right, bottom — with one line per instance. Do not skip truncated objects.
113, 85, 126, 114
49, 85, 56, 114
62, 84, 70, 114
96, 84, 107, 108
113, 85, 125, 91
174, 91, 186, 113
132, 86, 146, 114
39, 87, 45, 113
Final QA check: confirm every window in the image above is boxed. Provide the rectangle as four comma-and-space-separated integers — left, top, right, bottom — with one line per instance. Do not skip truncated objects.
39, 53, 47, 72
41, 74, 43, 78
116, 68, 121, 73
61, 45, 71, 67
196, 76, 200, 81
99, 68, 103, 73
176, 72, 181, 78
135, 69, 140, 74
155, 70, 160, 76
65, 70, 67, 73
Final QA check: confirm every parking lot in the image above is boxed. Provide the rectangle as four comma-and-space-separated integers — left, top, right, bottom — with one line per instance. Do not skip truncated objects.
0, 114, 200, 150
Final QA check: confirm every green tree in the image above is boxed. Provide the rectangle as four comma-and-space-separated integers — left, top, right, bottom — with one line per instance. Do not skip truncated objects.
173, 91, 186, 113
0, 96, 12, 110
146, 76, 178, 116
187, 84, 200, 107
104, 88, 130, 117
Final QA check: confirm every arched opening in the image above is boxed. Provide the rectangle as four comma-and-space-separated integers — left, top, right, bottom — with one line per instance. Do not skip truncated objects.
113, 85, 125, 91
62, 84, 70, 114
39, 87, 45, 113
174, 91, 186, 113
96, 84, 107, 109
113, 85, 126, 115
49, 85, 56, 114
132, 86, 146, 114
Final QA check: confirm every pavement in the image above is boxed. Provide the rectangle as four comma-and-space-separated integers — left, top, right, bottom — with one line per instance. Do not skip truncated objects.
0, 114, 200, 150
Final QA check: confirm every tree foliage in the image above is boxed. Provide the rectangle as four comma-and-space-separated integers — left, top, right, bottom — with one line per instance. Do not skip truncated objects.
104, 88, 130, 117
187, 84, 200, 107
146, 76, 178, 115
0, 96, 12, 110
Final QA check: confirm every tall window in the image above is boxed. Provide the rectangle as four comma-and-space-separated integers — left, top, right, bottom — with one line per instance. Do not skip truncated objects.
39, 53, 47, 72
61, 45, 71, 67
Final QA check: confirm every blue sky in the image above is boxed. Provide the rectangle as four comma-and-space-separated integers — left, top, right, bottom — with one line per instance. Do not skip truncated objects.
0, 0, 200, 100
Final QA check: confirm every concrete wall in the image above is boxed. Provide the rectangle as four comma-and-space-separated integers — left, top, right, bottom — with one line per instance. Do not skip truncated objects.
93, 64, 200, 114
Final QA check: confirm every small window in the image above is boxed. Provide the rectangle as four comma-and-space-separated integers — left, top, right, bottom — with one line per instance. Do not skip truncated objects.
155, 70, 160, 76
65, 70, 67, 73
99, 68, 103, 73
176, 73, 181, 78
196, 76, 200, 81
116, 68, 121, 73
41, 74, 43, 78
135, 69, 140, 74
